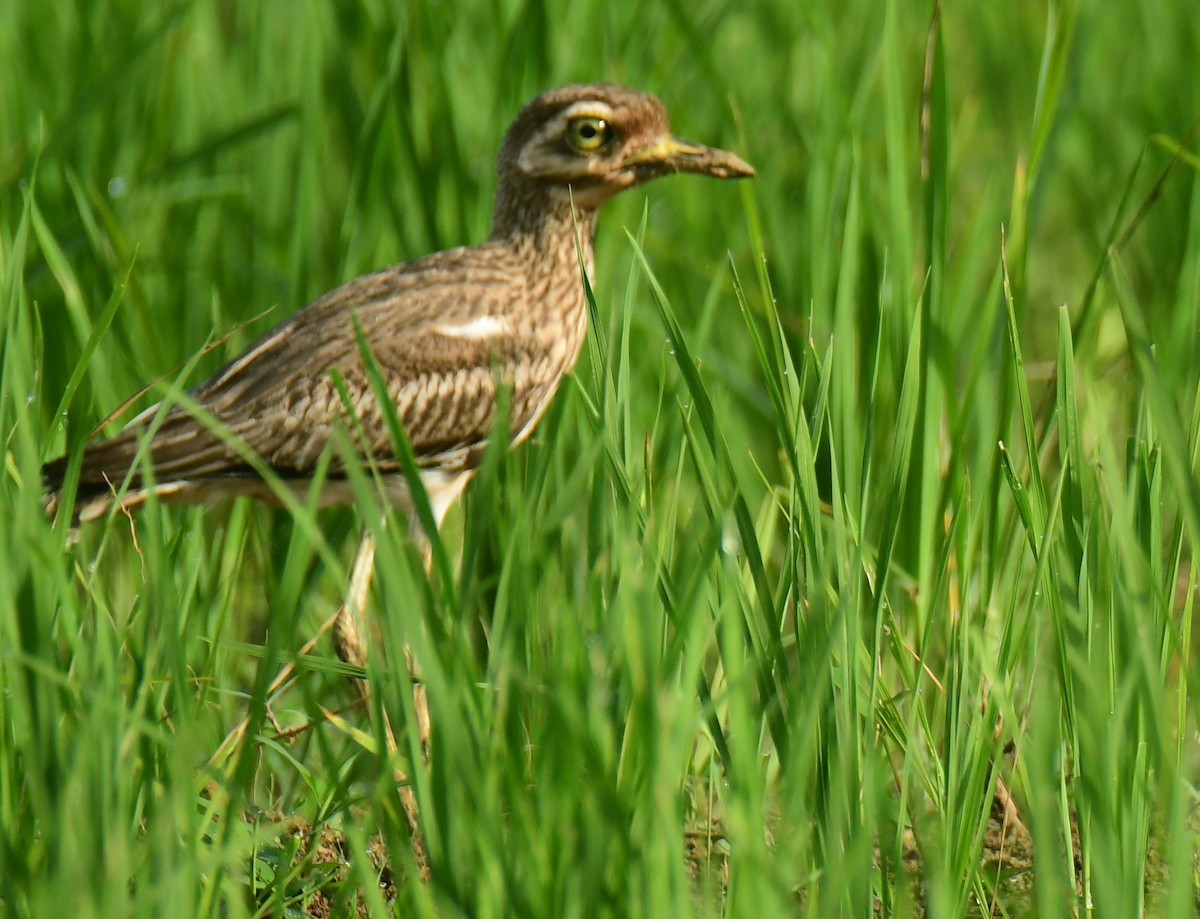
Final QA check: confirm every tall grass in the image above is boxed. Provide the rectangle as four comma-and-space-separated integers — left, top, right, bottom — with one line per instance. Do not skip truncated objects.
3, 1, 1199, 916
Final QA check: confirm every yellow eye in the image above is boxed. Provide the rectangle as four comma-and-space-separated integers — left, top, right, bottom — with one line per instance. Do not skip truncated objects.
565, 116, 612, 153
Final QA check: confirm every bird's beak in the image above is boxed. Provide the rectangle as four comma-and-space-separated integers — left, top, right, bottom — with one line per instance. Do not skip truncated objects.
624, 134, 755, 179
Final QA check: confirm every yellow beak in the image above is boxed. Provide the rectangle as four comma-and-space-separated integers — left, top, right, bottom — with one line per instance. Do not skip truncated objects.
623, 134, 755, 179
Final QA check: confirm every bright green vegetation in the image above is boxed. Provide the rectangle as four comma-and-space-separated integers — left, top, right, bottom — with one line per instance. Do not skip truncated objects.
3, 1, 1199, 916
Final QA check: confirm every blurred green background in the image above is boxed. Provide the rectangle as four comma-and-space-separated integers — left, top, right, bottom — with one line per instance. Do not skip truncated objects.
3, 1, 1200, 917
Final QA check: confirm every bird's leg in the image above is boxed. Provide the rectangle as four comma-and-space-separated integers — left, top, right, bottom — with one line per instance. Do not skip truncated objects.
404, 517, 436, 758
329, 475, 468, 883
379, 468, 474, 760
208, 535, 380, 769
333, 522, 434, 757
333, 527, 431, 880
332, 529, 377, 703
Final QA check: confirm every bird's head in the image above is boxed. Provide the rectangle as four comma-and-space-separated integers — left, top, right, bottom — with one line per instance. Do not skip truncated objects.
494, 83, 754, 219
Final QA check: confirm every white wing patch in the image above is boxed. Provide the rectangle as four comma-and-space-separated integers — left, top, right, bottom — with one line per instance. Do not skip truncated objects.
434, 315, 510, 340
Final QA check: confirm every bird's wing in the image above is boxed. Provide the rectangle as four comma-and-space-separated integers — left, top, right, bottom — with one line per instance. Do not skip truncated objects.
45, 245, 565, 491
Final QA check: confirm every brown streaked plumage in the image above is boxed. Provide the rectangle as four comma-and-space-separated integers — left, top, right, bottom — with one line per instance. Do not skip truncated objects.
41, 85, 752, 859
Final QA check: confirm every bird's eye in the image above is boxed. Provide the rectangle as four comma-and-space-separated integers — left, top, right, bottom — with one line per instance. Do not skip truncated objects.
565, 116, 612, 154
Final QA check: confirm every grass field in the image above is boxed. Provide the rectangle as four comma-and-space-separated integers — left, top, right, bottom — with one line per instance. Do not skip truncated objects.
3, 1, 1200, 916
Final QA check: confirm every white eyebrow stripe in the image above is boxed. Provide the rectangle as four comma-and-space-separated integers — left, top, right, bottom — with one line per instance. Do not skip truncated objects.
434, 315, 510, 339
558, 100, 616, 121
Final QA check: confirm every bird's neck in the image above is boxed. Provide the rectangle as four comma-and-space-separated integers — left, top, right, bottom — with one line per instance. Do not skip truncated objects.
488, 185, 598, 386
489, 185, 598, 280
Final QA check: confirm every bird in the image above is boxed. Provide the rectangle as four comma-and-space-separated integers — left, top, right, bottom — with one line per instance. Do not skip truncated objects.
42, 81, 753, 784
